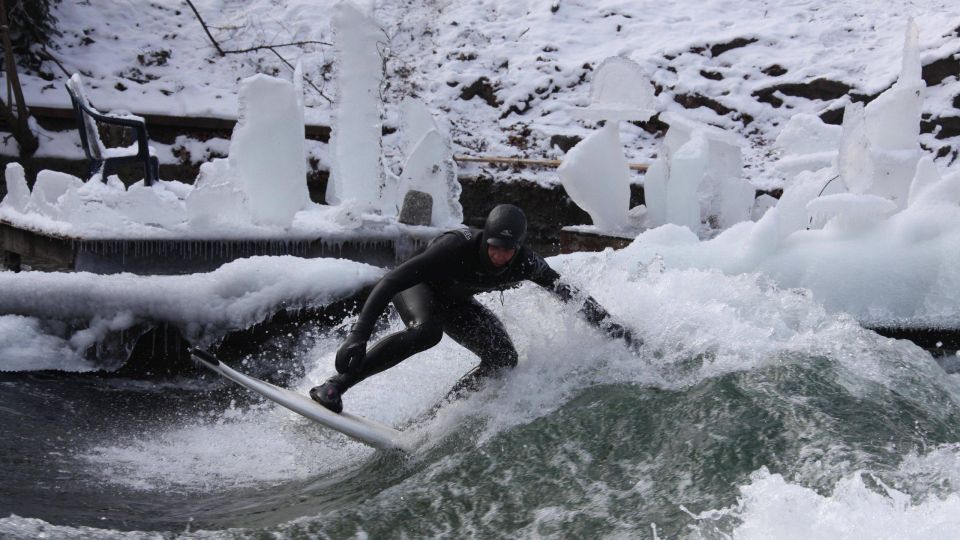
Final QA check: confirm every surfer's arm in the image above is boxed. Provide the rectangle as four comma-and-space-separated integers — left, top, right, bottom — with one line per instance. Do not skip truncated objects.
351, 235, 457, 339
528, 256, 639, 347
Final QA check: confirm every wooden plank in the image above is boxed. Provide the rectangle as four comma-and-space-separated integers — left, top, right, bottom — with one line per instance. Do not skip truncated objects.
455, 154, 649, 172
0, 221, 77, 268
559, 228, 634, 254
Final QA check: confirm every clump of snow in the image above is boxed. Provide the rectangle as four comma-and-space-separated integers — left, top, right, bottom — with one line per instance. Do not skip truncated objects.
29, 170, 84, 219
835, 20, 926, 208
325, 0, 387, 211
186, 72, 309, 229
909, 159, 960, 208
806, 193, 898, 231
230, 73, 310, 226
838, 101, 874, 194
399, 130, 462, 227
0, 315, 97, 372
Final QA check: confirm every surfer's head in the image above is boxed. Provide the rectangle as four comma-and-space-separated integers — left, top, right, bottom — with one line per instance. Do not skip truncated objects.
480, 204, 527, 270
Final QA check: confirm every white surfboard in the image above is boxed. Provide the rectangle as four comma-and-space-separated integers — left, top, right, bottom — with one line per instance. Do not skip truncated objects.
190, 349, 411, 452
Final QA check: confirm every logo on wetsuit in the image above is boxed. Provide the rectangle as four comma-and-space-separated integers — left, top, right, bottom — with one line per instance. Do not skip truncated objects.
501, 229, 513, 237
459, 229, 473, 240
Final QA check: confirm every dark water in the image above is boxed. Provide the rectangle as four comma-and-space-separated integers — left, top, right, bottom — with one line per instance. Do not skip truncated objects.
3, 272, 960, 539
2, 345, 959, 538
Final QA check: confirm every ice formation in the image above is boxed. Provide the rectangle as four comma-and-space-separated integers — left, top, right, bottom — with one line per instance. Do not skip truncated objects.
558, 57, 655, 232
325, 0, 387, 212
3, 163, 30, 212
839, 20, 925, 208
558, 122, 633, 231
186, 72, 310, 229
396, 97, 463, 227
229, 73, 310, 225
643, 112, 755, 233
29, 170, 84, 219
774, 113, 842, 180
576, 56, 657, 123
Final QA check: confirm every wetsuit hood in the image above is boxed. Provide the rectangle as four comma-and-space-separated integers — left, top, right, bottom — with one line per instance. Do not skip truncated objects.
482, 204, 527, 249
479, 204, 527, 273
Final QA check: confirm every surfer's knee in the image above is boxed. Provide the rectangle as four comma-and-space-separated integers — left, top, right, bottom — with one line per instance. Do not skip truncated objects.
408, 319, 443, 349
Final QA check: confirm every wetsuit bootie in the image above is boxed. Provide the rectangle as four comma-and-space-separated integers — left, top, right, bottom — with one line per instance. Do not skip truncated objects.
310, 379, 344, 414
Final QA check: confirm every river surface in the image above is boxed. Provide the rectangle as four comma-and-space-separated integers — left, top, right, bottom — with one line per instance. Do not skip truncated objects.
2, 267, 960, 538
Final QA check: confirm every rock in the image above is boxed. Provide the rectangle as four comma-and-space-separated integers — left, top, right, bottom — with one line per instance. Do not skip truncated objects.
398, 189, 433, 226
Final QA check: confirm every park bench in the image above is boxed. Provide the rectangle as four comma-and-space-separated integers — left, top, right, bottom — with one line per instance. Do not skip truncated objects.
65, 74, 159, 186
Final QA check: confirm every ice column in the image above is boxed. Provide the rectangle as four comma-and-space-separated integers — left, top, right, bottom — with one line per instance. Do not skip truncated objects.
2, 163, 30, 212
645, 112, 753, 233
229, 73, 310, 227
326, 1, 385, 210
396, 97, 463, 227
558, 57, 655, 231
187, 72, 309, 229
861, 20, 924, 208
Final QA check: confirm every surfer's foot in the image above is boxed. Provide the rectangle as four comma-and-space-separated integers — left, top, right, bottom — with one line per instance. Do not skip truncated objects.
310, 380, 344, 414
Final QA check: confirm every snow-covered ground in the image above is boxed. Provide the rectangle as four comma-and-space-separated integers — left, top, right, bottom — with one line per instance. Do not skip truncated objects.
5, 0, 959, 188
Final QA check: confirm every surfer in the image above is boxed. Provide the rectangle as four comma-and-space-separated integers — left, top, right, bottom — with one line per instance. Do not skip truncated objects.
310, 204, 637, 413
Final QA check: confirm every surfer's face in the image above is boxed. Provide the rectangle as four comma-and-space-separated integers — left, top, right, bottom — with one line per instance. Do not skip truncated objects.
487, 245, 517, 267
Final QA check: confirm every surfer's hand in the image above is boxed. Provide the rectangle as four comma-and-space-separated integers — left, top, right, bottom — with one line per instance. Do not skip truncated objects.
335, 333, 367, 374
605, 322, 642, 351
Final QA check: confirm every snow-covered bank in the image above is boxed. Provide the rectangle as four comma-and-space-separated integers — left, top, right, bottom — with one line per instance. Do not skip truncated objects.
7, 0, 959, 187
0, 256, 383, 371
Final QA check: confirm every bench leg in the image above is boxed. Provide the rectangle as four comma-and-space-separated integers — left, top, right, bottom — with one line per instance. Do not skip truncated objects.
147, 156, 159, 186
3, 251, 22, 273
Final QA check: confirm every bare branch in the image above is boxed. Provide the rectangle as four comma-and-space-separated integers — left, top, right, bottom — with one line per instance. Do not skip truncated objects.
222, 41, 332, 54
184, 0, 225, 56
37, 45, 71, 78
266, 47, 333, 103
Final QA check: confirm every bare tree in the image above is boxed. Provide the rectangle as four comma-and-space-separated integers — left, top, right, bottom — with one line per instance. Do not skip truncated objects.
0, 0, 38, 156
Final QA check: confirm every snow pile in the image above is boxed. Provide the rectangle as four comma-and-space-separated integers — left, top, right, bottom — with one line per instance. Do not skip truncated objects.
187, 72, 310, 229
0, 256, 384, 371
558, 57, 654, 232
642, 112, 755, 233
601, 167, 960, 328
3, 162, 189, 234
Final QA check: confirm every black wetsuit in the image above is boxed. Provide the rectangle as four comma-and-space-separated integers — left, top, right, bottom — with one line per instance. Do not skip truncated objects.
333, 228, 618, 394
